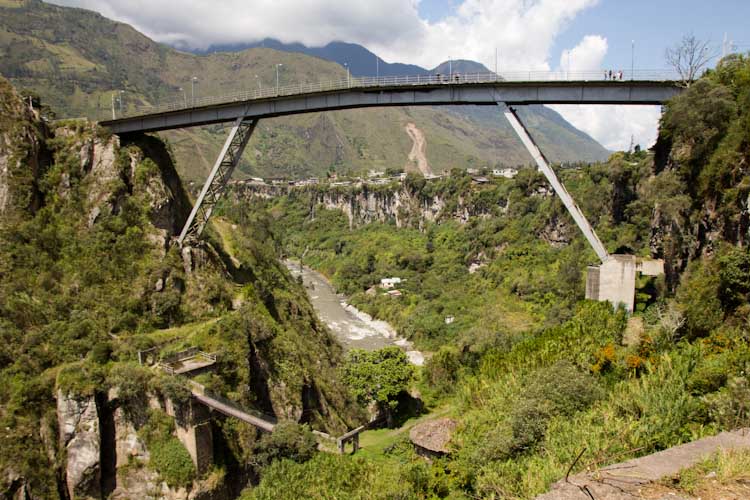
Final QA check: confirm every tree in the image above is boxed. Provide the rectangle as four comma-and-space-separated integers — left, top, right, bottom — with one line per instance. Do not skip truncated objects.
251, 422, 318, 469
342, 347, 414, 425
666, 34, 715, 86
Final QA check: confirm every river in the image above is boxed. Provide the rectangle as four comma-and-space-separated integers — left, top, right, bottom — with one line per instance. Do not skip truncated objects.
285, 261, 424, 366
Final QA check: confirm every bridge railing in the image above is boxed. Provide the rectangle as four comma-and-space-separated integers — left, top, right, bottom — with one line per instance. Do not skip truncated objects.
116, 69, 680, 120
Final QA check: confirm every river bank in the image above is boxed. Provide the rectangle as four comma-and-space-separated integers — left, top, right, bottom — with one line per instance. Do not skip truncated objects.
285, 260, 424, 365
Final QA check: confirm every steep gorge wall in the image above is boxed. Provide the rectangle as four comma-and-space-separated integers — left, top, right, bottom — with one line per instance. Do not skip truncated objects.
232, 182, 506, 229
1, 77, 357, 499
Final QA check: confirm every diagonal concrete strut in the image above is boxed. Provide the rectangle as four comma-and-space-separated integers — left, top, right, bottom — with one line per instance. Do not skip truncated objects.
178, 117, 257, 246
500, 103, 610, 264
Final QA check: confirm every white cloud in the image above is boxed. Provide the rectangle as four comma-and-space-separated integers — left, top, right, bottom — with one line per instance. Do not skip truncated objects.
559, 34, 607, 72
552, 104, 662, 151
550, 35, 661, 151
51, 0, 597, 69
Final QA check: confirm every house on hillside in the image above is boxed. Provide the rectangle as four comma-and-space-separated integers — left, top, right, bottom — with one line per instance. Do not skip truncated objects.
492, 168, 518, 178
380, 277, 402, 289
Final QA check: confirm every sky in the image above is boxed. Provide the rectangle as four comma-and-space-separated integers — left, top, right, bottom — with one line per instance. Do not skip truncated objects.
51, 0, 750, 151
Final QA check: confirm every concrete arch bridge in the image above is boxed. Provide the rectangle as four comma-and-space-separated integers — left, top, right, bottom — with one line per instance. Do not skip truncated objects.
102, 70, 684, 311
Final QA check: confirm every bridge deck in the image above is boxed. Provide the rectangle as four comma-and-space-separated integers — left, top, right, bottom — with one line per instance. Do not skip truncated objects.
103, 74, 682, 135
192, 391, 276, 432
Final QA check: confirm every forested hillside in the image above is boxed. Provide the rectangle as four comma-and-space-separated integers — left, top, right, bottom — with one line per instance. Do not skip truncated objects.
227, 54, 750, 498
0, 76, 359, 498
0, 0, 608, 184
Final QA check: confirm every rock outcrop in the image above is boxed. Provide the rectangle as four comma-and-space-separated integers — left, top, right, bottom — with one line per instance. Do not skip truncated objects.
231, 181, 505, 229
57, 391, 101, 500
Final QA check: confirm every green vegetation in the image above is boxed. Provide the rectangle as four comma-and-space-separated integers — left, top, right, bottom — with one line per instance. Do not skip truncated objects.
139, 410, 196, 488
250, 422, 318, 469
658, 448, 750, 496
342, 347, 415, 423
0, 76, 357, 496
221, 54, 750, 498
2, 7, 750, 495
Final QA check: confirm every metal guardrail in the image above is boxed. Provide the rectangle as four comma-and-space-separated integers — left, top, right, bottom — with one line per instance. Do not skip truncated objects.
115, 69, 681, 120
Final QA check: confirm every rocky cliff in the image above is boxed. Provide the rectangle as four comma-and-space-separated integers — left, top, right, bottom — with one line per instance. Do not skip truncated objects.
0, 76, 358, 499
231, 179, 509, 230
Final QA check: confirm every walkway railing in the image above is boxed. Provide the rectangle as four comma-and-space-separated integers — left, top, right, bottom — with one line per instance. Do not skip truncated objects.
115, 69, 680, 120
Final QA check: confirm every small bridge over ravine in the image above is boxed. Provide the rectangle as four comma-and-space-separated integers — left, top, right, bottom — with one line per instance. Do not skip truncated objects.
105, 70, 683, 309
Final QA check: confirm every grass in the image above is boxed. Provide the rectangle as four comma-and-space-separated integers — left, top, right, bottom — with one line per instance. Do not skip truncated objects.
663, 448, 750, 495
141, 316, 223, 350
357, 405, 454, 461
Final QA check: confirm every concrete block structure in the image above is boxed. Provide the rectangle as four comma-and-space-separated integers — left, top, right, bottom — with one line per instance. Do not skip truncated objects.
586, 256, 665, 312
586, 255, 637, 312
165, 397, 214, 475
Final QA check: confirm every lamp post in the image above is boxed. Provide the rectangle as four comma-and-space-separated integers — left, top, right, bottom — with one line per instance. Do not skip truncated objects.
191, 76, 198, 106
111, 91, 116, 119
344, 62, 350, 88
276, 64, 283, 95
178, 87, 186, 107
118, 90, 124, 114
631, 40, 635, 80
449, 56, 452, 79
376, 55, 379, 79
255, 74, 262, 91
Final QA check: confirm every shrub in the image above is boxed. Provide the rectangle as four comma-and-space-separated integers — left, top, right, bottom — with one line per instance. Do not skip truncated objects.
251, 421, 318, 469
138, 409, 195, 487
342, 347, 414, 416
423, 346, 461, 394
676, 259, 723, 338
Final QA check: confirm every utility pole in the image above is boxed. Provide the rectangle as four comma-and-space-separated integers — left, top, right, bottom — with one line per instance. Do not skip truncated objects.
191, 76, 198, 106
276, 64, 283, 95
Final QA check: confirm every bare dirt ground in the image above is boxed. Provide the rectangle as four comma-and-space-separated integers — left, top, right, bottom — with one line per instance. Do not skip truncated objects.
404, 122, 433, 176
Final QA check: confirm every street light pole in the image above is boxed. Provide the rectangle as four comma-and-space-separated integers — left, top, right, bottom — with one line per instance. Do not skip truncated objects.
276, 64, 283, 95
376, 55, 379, 79
191, 76, 198, 106
118, 90, 124, 114
179, 87, 186, 107
255, 74, 262, 91
344, 62, 350, 88
631, 40, 635, 80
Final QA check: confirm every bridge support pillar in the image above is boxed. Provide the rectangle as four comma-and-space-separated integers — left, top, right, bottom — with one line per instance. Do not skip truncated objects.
165, 397, 214, 475
177, 117, 258, 245
500, 103, 609, 264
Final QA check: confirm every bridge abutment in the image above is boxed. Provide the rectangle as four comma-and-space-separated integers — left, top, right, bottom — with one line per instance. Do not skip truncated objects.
165, 397, 214, 475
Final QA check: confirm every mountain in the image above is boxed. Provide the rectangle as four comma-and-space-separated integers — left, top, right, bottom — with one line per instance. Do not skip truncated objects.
0, 0, 609, 184
197, 40, 494, 78
197, 39, 427, 78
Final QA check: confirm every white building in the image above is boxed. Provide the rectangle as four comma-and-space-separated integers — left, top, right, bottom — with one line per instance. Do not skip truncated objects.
492, 168, 518, 178
380, 277, 402, 289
